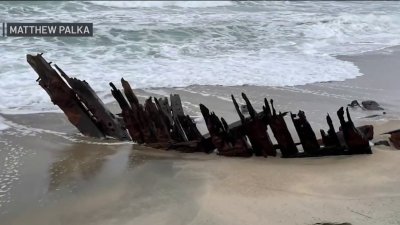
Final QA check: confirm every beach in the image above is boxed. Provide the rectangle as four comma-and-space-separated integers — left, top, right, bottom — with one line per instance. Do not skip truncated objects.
1, 45, 400, 225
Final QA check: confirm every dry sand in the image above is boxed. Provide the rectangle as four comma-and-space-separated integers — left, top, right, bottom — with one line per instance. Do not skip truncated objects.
1, 47, 400, 225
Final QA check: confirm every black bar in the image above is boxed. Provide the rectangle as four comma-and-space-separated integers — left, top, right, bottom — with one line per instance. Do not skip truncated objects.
6, 23, 93, 37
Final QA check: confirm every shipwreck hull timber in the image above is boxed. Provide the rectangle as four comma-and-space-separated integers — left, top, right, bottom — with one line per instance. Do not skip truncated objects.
28, 54, 380, 158
337, 107, 372, 154
56, 66, 130, 141
232, 94, 276, 157
110, 82, 145, 143
111, 79, 209, 153
263, 98, 298, 158
291, 111, 320, 155
27, 54, 109, 139
200, 104, 251, 157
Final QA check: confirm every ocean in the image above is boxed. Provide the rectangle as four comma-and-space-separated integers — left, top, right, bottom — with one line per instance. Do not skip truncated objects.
1, 1, 400, 113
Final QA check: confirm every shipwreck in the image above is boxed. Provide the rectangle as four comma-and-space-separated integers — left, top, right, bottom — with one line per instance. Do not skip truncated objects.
27, 53, 383, 158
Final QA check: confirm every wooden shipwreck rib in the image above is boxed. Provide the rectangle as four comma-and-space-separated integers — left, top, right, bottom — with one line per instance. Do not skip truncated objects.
27, 54, 375, 158
26, 54, 129, 141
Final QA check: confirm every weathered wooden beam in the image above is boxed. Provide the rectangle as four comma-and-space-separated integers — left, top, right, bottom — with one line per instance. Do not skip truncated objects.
110, 82, 144, 143
263, 98, 298, 158
55, 67, 129, 141
155, 97, 173, 129
382, 129, 400, 149
231, 94, 276, 157
170, 94, 202, 142
319, 114, 342, 149
389, 132, 400, 149
145, 97, 171, 143
120, 78, 156, 143
337, 107, 371, 154
291, 110, 320, 155
200, 104, 251, 157
27, 54, 105, 138
220, 117, 252, 157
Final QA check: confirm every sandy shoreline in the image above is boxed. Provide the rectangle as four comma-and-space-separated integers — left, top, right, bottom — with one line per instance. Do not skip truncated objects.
1, 47, 400, 224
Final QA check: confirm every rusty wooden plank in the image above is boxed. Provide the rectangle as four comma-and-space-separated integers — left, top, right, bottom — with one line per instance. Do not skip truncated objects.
389, 132, 400, 149
120, 78, 156, 143
291, 110, 320, 155
170, 94, 202, 141
263, 98, 298, 158
27, 54, 105, 138
319, 114, 341, 149
55, 67, 130, 141
231, 94, 276, 157
144, 97, 171, 143
110, 82, 144, 143
337, 107, 371, 154
200, 104, 251, 157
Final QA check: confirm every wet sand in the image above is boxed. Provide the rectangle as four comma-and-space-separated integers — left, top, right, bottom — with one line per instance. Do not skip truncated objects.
1, 47, 400, 225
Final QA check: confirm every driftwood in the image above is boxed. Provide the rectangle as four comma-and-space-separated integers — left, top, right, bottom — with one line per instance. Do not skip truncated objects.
28, 54, 381, 159
27, 54, 128, 140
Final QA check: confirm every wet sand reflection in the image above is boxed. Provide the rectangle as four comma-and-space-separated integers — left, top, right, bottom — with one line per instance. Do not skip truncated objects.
48, 144, 117, 191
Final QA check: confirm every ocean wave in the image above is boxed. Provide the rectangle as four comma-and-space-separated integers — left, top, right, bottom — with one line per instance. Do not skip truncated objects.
1, 1, 400, 113
88, 1, 233, 8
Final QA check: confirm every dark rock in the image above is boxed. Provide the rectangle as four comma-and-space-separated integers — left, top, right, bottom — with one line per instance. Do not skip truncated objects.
361, 100, 384, 110
374, 140, 390, 146
348, 100, 361, 108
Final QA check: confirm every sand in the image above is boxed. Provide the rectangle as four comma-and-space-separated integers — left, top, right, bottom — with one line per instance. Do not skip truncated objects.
1, 46, 400, 225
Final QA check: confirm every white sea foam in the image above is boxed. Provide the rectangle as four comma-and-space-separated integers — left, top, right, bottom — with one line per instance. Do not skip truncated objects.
89, 1, 233, 8
0, 116, 9, 131
1, 1, 400, 113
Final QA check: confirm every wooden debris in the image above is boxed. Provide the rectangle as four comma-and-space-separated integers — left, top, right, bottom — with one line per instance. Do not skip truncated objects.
291, 110, 320, 155
200, 104, 251, 157
382, 129, 400, 150
232, 94, 276, 157
263, 98, 298, 158
29, 54, 381, 159
56, 67, 130, 141
389, 133, 400, 149
320, 114, 341, 149
110, 82, 144, 142
27, 54, 128, 140
337, 107, 371, 154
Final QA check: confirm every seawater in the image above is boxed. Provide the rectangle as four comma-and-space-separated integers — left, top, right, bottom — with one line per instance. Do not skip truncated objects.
1, 1, 400, 113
